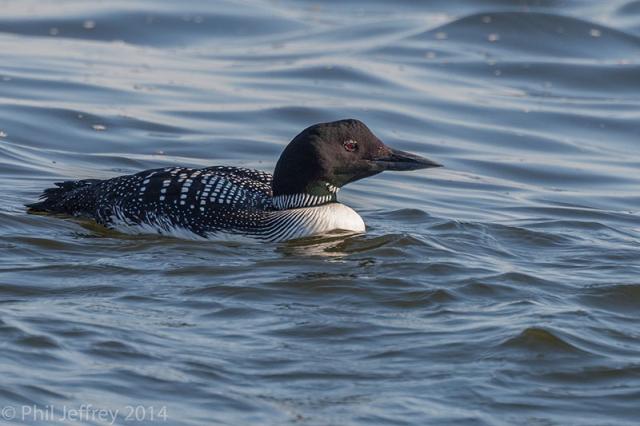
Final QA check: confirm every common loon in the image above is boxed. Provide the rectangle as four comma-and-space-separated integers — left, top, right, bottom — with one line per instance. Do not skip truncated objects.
27, 119, 441, 242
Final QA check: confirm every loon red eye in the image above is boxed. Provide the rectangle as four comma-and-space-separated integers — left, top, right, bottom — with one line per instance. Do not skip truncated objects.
343, 140, 358, 152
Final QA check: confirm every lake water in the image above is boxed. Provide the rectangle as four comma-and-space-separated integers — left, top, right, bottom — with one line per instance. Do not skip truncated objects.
1, 1, 639, 425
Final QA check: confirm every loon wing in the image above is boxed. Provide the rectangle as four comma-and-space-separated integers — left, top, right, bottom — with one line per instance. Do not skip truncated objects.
28, 166, 279, 238
200, 166, 273, 193
90, 166, 274, 236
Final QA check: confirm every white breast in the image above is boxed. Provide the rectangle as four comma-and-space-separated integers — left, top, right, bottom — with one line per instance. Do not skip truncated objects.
263, 203, 365, 241
306, 203, 366, 234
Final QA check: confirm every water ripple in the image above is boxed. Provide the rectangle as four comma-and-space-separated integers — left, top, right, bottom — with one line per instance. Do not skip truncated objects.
1, 1, 640, 425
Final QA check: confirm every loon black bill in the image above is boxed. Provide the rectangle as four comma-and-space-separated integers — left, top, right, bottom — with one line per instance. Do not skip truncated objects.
372, 148, 443, 171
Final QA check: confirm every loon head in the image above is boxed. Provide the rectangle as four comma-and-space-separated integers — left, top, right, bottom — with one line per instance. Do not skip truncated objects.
272, 119, 441, 205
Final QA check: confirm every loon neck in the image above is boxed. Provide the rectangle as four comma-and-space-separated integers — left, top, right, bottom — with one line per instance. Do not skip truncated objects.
271, 181, 340, 210
271, 192, 338, 210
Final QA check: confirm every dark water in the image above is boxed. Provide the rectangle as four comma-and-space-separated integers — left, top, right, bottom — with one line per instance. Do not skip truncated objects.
1, 1, 640, 425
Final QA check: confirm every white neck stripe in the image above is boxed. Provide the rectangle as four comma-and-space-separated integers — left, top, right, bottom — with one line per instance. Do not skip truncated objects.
271, 193, 335, 210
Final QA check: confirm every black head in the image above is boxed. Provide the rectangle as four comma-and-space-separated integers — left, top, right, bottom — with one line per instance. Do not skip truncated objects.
272, 119, 441, 198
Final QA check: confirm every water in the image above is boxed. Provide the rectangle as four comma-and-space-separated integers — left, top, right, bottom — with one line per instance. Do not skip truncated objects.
1, 1, 639, 425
